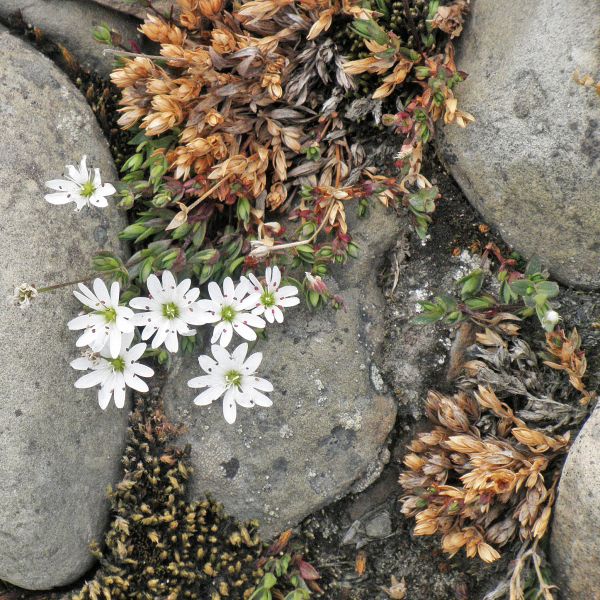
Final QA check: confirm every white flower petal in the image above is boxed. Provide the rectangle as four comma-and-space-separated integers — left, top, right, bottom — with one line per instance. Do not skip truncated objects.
232, 321, 257, 342
222, 277, 235, 300
246, 273, 263, 293
208, 281, 224, 303
93, 279, 111, 306
131, 363, 154, 378
113, 375, 127, 408
146, 274, 164, 300
124, 371, 149, 393
198, 354, 218, 374
249, 389, 272, 407
109, 329, 122, 359
242, 352, 262, 374
231, 342, 248, 364
162, 269, 177, 291
70, 356, 98, 370
250, 376, 274, 392
192, 385, 226, 406
98, 182, 116, 196
126, 342, 147, 362
222, 388, 238, 423
44, 191, 75, 205
45, 179, 79, 192
211, 344, 231, 365
67, 313, 102, 331
151, 323, 169, 349
116, 314, 134, 333
243, 313, 266, 330
269, 266, 281, 290
165, 330, 179, 353
187, 374, 219, 388
89, 194, 108, 208
279, 296, 300, 308
74, 369, 106, 389
273, 306, 284, 323
98, 385, 112, 410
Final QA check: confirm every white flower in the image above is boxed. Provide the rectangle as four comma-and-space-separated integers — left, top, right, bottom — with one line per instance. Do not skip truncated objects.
129, 270, 210, 353
188, 343, 273, 424
68, 278, 134, 358
12, 283, 38, 309
196, 277, 266, 347
71, 332, 154, 409
541, 309, 561, 332
243, 266, 300, 323
45, 155, 116, 211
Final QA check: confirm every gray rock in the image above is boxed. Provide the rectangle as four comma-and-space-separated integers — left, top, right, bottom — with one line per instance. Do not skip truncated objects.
0, 0, 142, 76
551, 405, 600, 598
365, 511, 392, 539
437, 0, 600, 288
162, 202, 399, 538
91, 0, 173, 19
0, 30, 128, 590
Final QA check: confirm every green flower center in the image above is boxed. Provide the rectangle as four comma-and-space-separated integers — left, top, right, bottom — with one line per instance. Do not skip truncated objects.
162, 302, 180, 319
102, 307, 117, 323
110, 356, 126, 373
260, 290, 276, 308
225, 370, 242, 389
80, 181, 96, 198
221, 305, 236, 322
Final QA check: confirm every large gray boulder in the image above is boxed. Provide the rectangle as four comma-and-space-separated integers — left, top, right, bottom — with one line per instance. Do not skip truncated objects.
551, 406, 600, 598
162, 203, 399, 537
0, 30, 128, 589
437, 0, 600, 288
0, 0, 142, 76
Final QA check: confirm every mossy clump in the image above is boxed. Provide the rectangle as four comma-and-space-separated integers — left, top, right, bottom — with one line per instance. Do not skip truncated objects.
71, 396, 268, 600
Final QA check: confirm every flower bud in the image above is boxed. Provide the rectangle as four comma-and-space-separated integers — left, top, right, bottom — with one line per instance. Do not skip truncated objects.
541, 310, 561, 332
198, 0, 224, 17
305, 272, 328, 295
236, 197, 251, 223
249, 241, 271, 259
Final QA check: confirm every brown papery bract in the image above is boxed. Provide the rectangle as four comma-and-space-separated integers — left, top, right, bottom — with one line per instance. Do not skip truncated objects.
399, 326, 576, 564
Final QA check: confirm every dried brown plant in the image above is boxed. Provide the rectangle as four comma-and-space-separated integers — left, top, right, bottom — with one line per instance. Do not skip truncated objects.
400, 325, 594, 564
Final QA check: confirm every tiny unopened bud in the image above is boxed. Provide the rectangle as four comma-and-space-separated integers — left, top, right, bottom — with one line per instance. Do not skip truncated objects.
305, 272, 328, 295
541, 310, 561, 331
249, 241, 272, 259
12, 283, 38, 309
263, 221, 282, 235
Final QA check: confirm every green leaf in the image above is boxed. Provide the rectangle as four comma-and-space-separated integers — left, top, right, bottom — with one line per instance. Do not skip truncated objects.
263, 573, 277, 589
413, 312, 444, 325
464, 296, 496, 310
509, 279, 534, 296
535, 281, 559, 298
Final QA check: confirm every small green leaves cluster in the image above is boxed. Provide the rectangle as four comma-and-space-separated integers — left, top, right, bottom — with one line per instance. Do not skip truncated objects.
498, 257, 560, 326
407, 187, 439, 239
250, 553, 316, 600
415, 258, 561, 331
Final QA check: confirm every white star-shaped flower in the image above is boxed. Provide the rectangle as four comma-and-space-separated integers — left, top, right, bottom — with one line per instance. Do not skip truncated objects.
71, 332, 154, 409
68, 278, 135, 359
196, 277, 266, 347
45, 155, 116, 211
243, 265, 300, 323
188, 342, 273, 424
129, 270, 211, 353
